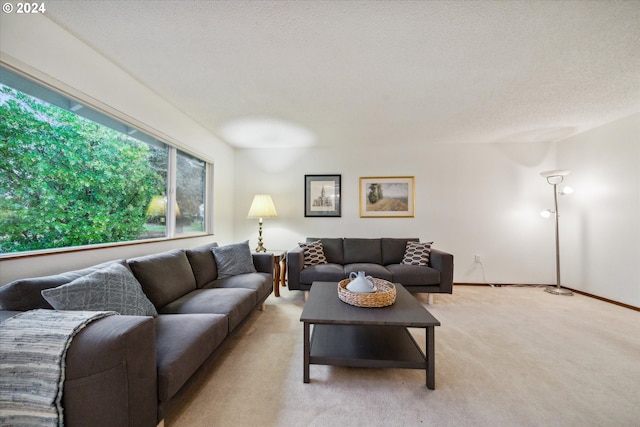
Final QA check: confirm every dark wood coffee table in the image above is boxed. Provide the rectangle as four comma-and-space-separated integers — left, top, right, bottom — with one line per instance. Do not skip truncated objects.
300, 281, 441, 389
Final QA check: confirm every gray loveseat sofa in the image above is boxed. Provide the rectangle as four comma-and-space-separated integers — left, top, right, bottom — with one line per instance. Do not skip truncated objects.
0, 242, 273, 426
287, 237, 453, 295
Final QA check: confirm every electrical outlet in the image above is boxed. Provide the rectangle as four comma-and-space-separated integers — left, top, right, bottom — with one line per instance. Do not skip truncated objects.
474, 254, 481, 263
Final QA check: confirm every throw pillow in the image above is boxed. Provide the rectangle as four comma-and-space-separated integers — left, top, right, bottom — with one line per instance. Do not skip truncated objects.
41, 263, 158, 316
211, 241, 257, 279
299, 240, 328, 268
402, 241, 433, 266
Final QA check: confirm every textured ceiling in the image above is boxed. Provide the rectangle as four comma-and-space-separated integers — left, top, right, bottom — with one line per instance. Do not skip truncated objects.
43, 0, 640, 148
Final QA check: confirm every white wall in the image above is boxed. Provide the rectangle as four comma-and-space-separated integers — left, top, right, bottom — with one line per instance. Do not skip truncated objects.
558, 113, 640, 307
234, 141, 562, 286
0, 14, 236, 285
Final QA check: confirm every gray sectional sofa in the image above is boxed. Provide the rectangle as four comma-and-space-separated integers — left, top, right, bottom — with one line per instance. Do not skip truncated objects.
0, 242, 273, 427
287, 237, 454, 294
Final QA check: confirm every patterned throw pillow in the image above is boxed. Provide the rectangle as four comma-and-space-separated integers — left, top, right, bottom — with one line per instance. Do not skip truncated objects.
401, 241, 433, 266
211, 241, 257, 279
299, 240, 328, 268
41, 263, 158, 316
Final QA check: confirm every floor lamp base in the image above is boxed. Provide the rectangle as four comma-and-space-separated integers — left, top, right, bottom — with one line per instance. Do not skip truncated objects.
545, 286, 573, 296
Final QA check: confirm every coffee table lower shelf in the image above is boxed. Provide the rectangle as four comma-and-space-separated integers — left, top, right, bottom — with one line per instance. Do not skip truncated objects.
305, 324, 427, 379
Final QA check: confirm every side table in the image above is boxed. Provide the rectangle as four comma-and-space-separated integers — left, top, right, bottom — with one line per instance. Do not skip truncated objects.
264, 250, 287, 297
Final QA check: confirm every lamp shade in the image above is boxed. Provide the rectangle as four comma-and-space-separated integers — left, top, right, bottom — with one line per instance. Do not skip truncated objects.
540, 169, 570, 179
146, 195, 181, 217
247, 194, 278, 219
540, 169, 570, 185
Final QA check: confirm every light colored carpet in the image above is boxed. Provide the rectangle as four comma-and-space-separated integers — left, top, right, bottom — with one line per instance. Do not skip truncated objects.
164, 285, 640, 427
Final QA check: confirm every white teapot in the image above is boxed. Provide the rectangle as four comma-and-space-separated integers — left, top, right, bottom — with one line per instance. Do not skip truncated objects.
347, 271, 377, 293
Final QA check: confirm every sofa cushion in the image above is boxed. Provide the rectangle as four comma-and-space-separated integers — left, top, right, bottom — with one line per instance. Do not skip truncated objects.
185, 242, 219, 288
41, 263, 158, 317
211, 241, 256, 279
299, 240, 328, 267
204, 272, 273, 303
386, 264, 441, 285
343, 238, 382, 264
0, 260, 127, 311
159, 288, 257, 332
128, 250, 196, 309
155, 313, 228, 402
307, 238, 344, 264
344, 263, 393, 282
381, 238, 419, 265
299, 263, 345, 285
402, 241, 433, 266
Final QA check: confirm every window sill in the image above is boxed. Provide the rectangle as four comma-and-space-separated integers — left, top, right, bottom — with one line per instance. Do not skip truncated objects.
0, 233, 211, 261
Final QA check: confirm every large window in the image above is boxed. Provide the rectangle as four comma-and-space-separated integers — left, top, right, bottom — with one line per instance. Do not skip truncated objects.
0, 66, 211, 255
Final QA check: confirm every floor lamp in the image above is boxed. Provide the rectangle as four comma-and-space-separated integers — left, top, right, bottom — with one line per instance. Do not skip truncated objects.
247, 194, 278, 253
540, 170, 573, 296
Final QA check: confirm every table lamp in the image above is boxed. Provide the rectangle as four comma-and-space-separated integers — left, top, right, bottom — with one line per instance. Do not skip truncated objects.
247, 194, 278, 252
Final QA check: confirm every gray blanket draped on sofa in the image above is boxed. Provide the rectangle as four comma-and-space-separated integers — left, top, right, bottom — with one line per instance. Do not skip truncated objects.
0, 309, 116, 426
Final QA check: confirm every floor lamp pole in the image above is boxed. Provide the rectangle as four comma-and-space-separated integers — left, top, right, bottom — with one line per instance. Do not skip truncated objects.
545, 181, 572, 296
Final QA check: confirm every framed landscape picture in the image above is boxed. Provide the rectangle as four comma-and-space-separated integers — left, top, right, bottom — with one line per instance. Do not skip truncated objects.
305, 175, 341, 217
359, 176, 414, 218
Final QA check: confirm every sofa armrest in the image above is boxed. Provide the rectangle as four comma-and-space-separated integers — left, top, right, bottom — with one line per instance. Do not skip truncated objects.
286, 246, 304, 290
64, 315, 157, 427
252, 253, 274, 275
429, 248, 454, 293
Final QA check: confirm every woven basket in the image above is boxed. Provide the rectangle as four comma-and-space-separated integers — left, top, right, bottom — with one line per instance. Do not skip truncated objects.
337, 278, 396, 308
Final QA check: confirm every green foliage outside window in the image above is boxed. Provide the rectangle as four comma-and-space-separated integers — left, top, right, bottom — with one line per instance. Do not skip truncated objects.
0, 86, 166, 253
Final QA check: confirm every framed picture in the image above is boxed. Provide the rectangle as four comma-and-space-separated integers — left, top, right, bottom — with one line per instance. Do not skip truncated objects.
305, 175, 341, 217
359, 176, 415, 218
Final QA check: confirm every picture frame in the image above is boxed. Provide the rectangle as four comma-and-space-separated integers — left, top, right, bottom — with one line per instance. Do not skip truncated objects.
305, 174, 341, 217
359, 176, 415, 218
